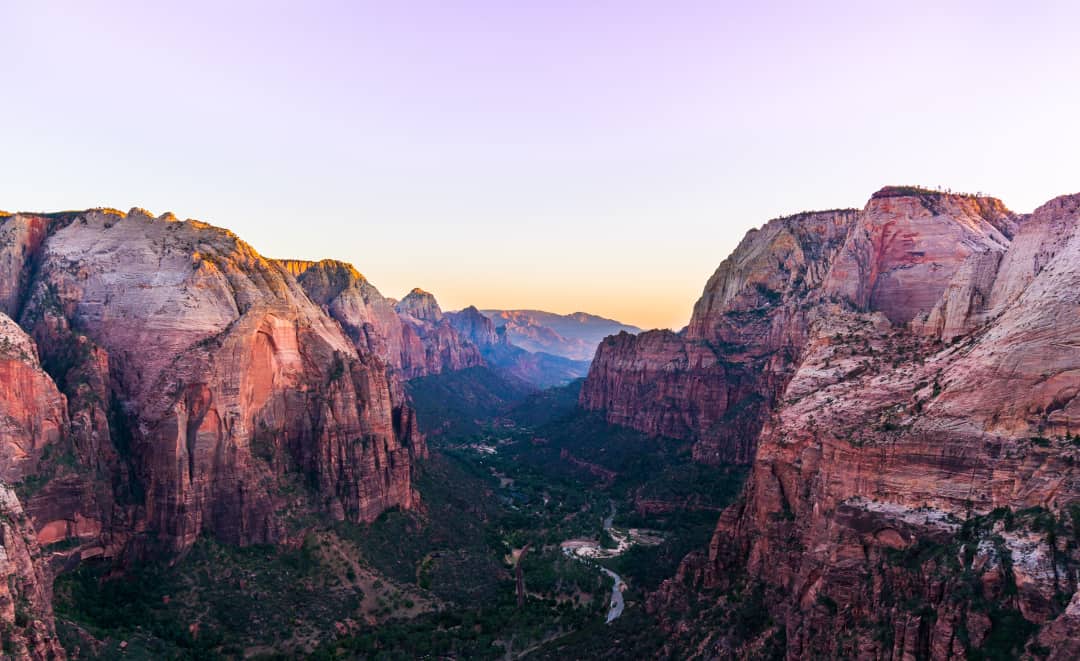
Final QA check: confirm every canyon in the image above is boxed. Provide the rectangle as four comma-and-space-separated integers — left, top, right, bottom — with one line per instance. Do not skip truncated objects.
0, 207, 635, 658
2, 184, 1078, 659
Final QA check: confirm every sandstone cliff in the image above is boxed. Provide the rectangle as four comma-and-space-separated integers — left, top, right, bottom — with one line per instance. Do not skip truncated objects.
0, 485, 66, 659
0, 313, 67, 484
591, 188, 1080, 658
285, 260, 485, 379
0, 209, 424, 558
395, 289, 485, 377
583, 208, 860, 463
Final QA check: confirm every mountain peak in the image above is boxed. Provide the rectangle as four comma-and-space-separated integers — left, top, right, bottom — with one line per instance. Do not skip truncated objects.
396, 287, 443, 322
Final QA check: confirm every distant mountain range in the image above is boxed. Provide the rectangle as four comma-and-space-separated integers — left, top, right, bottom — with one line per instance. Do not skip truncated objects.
479, 309, 641, 361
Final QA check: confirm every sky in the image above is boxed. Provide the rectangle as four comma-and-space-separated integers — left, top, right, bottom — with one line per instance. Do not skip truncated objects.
2, 1, 1078, 330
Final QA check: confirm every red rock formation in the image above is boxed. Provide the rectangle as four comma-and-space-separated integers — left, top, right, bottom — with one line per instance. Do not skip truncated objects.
287, 262, 584, 388
0, 313, 67, 482
4, 209, 423, 554
583, 208, 859, 463
285, 259, 412, 373
0, 486, 66, 660
582, 189, 1024, 465
286, 261, 484, 379
0, 208, 434, 656
610, 188, 1080, 658
0, 316, 68, 658
0, 213, 51, 318
823, 187, 1016, 325
395, 289, 485, 376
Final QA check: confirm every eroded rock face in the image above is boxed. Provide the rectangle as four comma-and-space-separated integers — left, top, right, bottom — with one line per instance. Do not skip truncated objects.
395, 289, 484, 377
823, 187, 1016, 325
0, 313, 67, 483
285, 260, 484, 379
582, 208, 859, 463
445, 306, 500, 349
4, 209, 423, 554
628, 189, 1080, 659
0, 486, 66, 660
396, 288, 444, 323
286, 259, 411, 373
581, 189, 1029, 466
0, 208, 434, 657
0, 213, 53, 318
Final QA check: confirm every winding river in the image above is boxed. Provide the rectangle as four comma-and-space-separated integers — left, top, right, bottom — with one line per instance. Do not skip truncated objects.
560, 502, 627, 624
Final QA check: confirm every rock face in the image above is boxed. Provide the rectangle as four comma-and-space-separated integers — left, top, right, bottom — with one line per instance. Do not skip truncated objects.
286, 259, 414, 374
287, 263, 586, 388
586, 187, 1080, 658
0, 313, 67, 483
286, 261, 485, 379
12, 209, 424, 553
0, 207, 438, 656
481, 309, 641, 361
0, 486, 65, 660
446, 306, 500, 349
822, 187, 1016, 326
0, 207, 428, 591
582, 189, 1026, 465
395, 289, 485, 377
583, 208, 860, 463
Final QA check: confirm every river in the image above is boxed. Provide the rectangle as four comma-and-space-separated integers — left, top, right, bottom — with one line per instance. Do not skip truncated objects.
560, 501, 627, 624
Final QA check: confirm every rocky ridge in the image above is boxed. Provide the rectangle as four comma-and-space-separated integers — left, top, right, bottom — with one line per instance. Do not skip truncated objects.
284, 259, 483, 379
481, 309, 641, 361
285, 260, 588, 388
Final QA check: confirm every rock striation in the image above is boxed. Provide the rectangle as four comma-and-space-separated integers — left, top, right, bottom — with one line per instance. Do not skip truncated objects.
0, 485, 66, 660
395, 289, 485, 377
285, 260, 484, 379
0, 208, 432, 655
0, 313, 67, 483
583, 208, 860, 463
14, 209, 424, 552
583, 187, 1080, 658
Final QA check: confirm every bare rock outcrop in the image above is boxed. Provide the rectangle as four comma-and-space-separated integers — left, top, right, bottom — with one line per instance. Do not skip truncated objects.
284, 260, 484, 379
582, 208, 859, 463
4, 209, 423, 554
394, 289, 484, 377
625, 188, 1080, 659
822, 187, 1016, 325
0, 485, 66, 659
0, 313, 67, 483
0, 213, 54, 319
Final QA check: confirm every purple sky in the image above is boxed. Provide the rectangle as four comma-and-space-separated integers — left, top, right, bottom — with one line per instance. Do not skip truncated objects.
2, 1, 1078, 329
